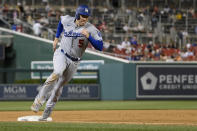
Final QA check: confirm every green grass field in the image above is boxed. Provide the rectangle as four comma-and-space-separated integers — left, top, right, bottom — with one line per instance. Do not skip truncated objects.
0, 100, 197, 131
1, 122, 197, 131
1, 100, 197, 111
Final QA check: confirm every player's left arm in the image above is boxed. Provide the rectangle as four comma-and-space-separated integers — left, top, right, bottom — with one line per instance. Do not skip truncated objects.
81, 29, 103, 51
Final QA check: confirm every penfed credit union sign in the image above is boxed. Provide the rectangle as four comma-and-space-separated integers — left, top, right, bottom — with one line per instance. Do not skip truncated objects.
137, 65, 197, 99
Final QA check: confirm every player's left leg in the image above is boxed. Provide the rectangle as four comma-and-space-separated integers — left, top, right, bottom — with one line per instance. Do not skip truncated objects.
31, 73, 58, 113
40, 76, 65, 120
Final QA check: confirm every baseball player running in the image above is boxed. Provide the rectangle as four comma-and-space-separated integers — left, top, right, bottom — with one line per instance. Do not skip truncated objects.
31, 5, 103, 121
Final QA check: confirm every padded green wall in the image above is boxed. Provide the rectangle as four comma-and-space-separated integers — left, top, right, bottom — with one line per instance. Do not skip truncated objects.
99, 63, 136, 100
14, 35, 53, 69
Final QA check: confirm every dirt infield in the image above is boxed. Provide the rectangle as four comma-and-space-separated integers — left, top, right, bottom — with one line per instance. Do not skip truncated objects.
0, 110, 197, 125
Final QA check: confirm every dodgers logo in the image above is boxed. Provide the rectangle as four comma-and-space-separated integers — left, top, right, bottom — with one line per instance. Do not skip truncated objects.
85, 8, 88, 13
64, 30, 83, 38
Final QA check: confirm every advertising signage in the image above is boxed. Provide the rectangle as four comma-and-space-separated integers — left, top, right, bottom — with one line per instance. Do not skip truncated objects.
31, 60, 104, 79
137, 65, 197, 99
0, 84, 100, 100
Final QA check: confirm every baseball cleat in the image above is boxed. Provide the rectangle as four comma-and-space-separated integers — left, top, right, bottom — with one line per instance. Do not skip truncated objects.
38, 116, 47, 121
31, 104, 40, 113
31, 100, 42, 113
41, 107, 52, 119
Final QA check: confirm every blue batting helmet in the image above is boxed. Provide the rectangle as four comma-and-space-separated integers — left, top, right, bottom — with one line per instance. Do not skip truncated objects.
75, 5, 91, 20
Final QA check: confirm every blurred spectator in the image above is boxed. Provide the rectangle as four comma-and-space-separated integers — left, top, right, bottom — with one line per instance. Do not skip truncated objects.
60, 6, 66, 12
192, 10, 197, 18
154, 48, 161, 59
175, 11, 182, 20
55, 10, 62, 21
170, 26, 177, 44
153, 5, 159, 13
188, 8, 194, 18
163, 5, 170, 14
151, 12, 158, 29
180, 48, 188, 60
195, 26, 197, 35
16, 2, 25, 19
115, 38, 130, 54
45, 3, 51, 13
33, 20, 43, 37
2, 4, 9, 12
131, 23, 145, 32
123, 24, 130, 33
130, 36, 138, 45
98, 22, 108, 33
13, 9, 18, 20
186, 43, 191, 49
166, 56, 174, 62
11, 23, 17, 31
40, 15, 49, 26
27, 14, 33, 25
137, 12, 144, 23
103, 40, 111, 51
103, 6, 108, 13
42, 0, 48, 6
174, 52, 182, 61
169, 12, 176, 23
121, 37, 130, 49
185, 48, 194, 60
16, 24, 23, 32
0, 6, 2, 17
107, 40, 115, 52
2, 4, 9, 18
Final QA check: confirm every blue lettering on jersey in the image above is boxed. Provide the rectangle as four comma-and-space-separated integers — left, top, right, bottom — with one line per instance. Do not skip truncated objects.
97, 31, 103, 40
64, 30, 83, 38
97, 31, 102, 38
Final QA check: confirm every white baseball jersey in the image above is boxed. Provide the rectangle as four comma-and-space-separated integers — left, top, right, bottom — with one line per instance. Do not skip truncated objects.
60, 15, 103, 58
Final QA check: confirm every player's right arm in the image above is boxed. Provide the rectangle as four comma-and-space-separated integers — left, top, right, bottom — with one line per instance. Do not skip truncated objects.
53, 20, 63, 52
81, 26, 103, 51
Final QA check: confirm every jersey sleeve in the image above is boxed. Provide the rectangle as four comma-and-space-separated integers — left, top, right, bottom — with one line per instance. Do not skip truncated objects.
55, 21, 63, 38
87, 25, 103, 51
60, 15, 72, 27
88, 26, 103, 41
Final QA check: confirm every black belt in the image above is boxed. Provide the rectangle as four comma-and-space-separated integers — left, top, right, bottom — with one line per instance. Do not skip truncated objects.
61, 49, 81, 61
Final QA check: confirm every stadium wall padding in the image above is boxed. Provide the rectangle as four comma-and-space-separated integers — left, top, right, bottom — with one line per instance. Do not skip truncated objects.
99, 63, 136, 100
99, 64, 124, 100
123, 63, 136, 100
13, 34, 53, 80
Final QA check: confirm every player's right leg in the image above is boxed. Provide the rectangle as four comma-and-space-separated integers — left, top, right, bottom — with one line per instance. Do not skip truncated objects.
31, 73, 58, 113
31, 48, 62, 113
